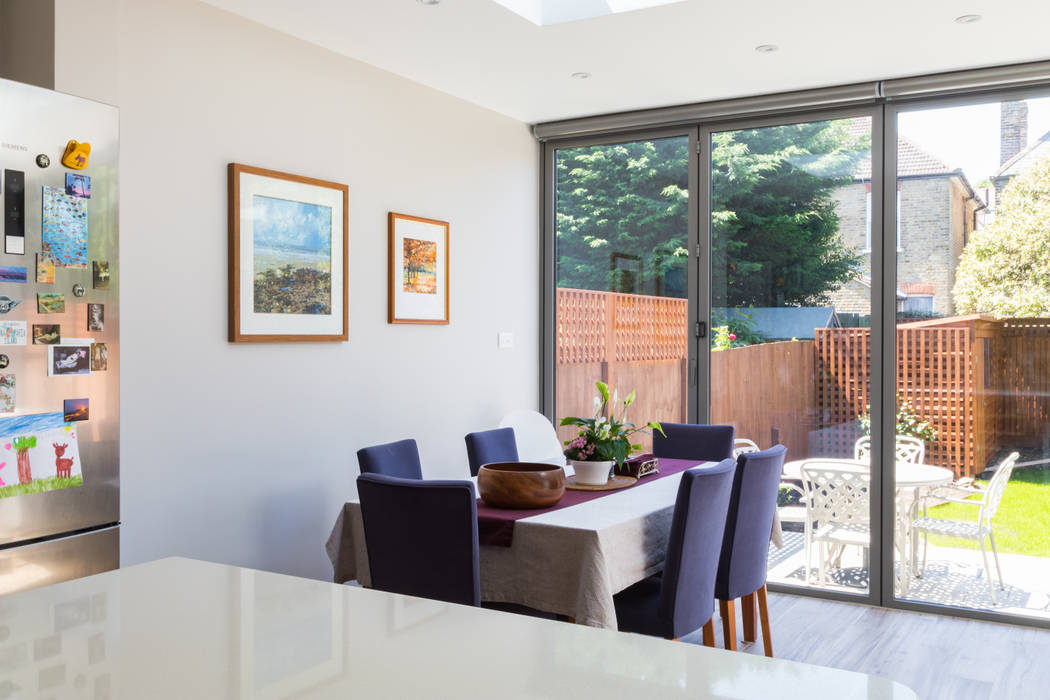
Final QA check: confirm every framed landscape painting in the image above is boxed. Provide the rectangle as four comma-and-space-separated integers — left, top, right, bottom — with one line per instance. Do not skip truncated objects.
388, 212, 449, 325
228, 164, 348, 342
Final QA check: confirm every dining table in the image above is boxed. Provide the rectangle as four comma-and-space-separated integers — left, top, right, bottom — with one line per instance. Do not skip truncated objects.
327, 458, 776, 630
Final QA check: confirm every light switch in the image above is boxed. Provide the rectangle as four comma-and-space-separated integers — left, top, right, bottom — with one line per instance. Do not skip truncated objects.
498, 332, 514, 349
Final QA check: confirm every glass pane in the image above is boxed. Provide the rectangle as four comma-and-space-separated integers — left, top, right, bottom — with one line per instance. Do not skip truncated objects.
709, 117, 873, 594
554, 137, 689, 453
894, 97, 1050, 621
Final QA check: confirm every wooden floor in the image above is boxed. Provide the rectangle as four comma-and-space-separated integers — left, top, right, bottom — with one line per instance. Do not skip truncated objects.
684, 593, 1050, 699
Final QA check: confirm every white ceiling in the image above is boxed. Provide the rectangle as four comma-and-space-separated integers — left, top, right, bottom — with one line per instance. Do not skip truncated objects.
202, 0, 1050, 125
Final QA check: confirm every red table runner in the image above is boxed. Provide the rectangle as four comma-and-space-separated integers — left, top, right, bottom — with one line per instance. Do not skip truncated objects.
476, 457, 706, 547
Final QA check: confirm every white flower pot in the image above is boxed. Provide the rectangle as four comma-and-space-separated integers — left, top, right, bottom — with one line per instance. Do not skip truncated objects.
571, 459, 614, 486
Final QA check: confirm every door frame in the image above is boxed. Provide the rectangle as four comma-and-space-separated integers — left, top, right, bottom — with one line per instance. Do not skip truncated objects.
696, 105, 888, 608
879, 85, 1050, 628
540, 127, 699, 424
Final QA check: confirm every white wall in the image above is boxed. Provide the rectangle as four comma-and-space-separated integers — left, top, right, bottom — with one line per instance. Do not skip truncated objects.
52, 0, 539, 580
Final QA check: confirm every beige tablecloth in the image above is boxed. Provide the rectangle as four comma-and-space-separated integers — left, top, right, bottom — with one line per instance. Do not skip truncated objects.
326, 467, 782, 630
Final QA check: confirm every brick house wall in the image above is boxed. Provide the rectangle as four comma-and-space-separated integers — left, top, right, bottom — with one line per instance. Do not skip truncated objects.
828, 176, 973, 317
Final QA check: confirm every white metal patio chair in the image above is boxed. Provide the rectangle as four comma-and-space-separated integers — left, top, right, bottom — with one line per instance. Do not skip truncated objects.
854, 435, 925, 464
911, 451, 1020, 604
733, 438, 760, 457
799, 460, 871, 585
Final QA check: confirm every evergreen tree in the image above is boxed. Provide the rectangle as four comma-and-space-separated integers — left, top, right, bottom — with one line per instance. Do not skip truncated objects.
556, 137, 689, 297
554, 121, 866, 307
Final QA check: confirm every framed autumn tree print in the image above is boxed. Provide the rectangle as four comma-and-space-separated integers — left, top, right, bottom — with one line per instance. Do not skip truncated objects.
388, 212, 449, 324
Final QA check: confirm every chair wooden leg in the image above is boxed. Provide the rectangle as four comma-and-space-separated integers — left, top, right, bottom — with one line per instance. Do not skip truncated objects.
701, 618, 716, 648
719, 599, 737, 651
756, 584, 773, 658
741, 593, 756, 643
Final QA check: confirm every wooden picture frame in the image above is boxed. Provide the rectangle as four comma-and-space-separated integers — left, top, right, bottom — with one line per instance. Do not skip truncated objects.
388, 212, 450, 325
228, 163, 349, 342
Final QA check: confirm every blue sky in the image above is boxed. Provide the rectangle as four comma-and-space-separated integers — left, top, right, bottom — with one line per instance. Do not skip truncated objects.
252, 195, 332, 253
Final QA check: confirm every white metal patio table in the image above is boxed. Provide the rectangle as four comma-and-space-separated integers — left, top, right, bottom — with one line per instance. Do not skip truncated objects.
782, 458, 953, 593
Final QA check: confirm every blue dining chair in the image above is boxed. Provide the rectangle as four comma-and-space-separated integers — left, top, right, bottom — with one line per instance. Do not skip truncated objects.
653, 423, 736, 463
464, 427, 519, 477
613, 459, 736, 643
357, 438, 423, 479
715, 444, 788, 656
357, 473, 480, 607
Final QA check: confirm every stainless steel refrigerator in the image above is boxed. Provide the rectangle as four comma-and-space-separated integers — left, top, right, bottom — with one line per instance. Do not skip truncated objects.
0, 77, 119, 595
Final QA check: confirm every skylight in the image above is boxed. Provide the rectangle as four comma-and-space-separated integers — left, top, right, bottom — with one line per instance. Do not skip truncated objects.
491, 0, 686, 26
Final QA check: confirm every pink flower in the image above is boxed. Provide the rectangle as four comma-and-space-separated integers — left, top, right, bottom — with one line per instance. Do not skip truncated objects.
728, 333, 737, 341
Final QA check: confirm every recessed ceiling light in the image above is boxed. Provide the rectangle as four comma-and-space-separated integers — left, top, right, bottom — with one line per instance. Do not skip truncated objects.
571, 72, 591, 79
755, 44, 779, 53
954, 14, 981, 24
417, 0, 441, 5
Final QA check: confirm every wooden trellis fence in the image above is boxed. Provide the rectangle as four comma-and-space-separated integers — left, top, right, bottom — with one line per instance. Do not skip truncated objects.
814, 326, 977, 477
557, 289, 1050, 478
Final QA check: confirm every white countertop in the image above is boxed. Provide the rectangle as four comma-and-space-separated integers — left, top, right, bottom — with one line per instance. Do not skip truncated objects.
0, 557, 916, 699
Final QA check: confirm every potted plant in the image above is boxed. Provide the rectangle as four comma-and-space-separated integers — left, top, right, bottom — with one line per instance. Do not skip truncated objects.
560, 381, 664, 486
858, 398, 938, 444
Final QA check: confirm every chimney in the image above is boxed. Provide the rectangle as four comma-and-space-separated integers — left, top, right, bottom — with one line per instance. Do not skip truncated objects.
1000, 101, 1029, 165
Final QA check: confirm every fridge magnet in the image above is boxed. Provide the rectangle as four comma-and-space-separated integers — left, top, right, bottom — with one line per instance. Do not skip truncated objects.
0, 355, 8, 369
0, 296, 20, 313
42, 186, 88, 269
32, 324, 60, 345
4, 169, 25, 255
65, 173, 91, 198
0, 375, 12, 414
0, 412, 83, 498
63, 398, 89, 422
61, 140, 91, 170
90, 342, 107, 371
48, 343, 91, 377
0, 266, 27, 283
72, 283, 85, 297
37, 293, 65, 314
36, 253, 56, 284
87, 304, 103, 331
35, 154, 50, 168
92, 261, 109, 289
228, 163, 348, 342
0, 321, 27, 345
388, 212, 450, 325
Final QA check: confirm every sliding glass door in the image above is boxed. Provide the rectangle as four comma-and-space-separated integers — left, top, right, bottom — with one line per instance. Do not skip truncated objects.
890, 95, 1050, 622
706, 114, 878, 597
543, 83, 1050, 626
551, 133, 694, 453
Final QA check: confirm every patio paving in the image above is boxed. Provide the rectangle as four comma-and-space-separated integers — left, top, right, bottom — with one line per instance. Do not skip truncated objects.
767, 530, 1050, 621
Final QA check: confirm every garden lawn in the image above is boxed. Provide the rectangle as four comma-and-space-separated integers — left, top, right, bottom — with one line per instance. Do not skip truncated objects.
927, 468, 1050, 557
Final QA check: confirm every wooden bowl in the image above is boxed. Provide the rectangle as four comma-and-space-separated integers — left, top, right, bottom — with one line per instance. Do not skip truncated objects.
477, 462, 566, 509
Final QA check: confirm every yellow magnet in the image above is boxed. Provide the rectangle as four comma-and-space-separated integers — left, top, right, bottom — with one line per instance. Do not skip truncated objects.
61, 140, 91, 170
